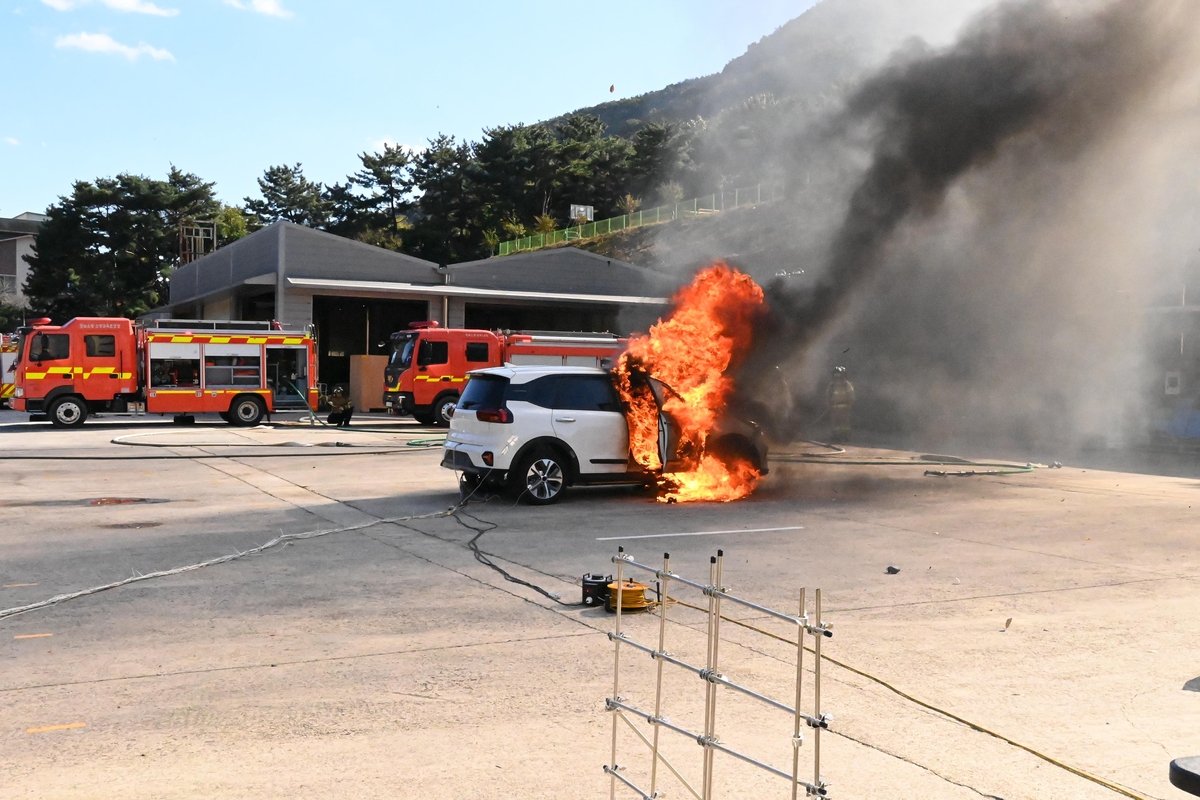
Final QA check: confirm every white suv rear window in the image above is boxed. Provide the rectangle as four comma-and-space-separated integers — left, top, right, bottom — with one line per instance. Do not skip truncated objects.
458, 375, 509, 410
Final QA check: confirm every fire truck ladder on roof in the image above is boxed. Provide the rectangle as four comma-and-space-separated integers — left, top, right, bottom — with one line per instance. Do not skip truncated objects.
605, 548, 833, 799
148, 319, 280, 332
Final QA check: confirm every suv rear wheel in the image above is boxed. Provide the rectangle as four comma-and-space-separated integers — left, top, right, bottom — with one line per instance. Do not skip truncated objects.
48, 396, 88, 428
512, 447, 568, 505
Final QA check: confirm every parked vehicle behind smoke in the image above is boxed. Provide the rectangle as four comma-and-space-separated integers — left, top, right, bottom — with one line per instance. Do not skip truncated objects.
441, 365, 768, 504
382, 322, 626, 427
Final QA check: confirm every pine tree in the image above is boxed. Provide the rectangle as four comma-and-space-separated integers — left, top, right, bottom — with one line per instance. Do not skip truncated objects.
244, 163, 331, 228
24, 168, 219, 320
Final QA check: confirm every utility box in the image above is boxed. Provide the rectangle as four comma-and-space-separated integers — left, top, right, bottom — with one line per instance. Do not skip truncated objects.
349, 355, 388, 412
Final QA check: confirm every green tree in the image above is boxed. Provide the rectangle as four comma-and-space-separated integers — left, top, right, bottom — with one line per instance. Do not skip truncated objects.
327, 144, 415, 243
481, 229, 500, 254
500, 213, 526, 239
0, 300, 27, 331
533, 214, 557, 234
403, 135, 480, 264
24, 168, 219, 320
631, 122, 691, 201
244, 163, 330, 228
352, 143, 413, 226
215, 205, 249, 244
616, 193, 641, 217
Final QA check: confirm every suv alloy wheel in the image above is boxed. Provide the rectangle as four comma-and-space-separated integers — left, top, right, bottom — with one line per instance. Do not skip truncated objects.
513, 447, 567, 505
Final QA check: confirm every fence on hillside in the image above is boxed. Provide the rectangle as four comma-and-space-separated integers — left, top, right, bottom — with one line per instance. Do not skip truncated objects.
496, 183, 780, 257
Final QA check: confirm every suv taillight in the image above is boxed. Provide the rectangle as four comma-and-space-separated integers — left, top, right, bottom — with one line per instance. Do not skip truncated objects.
476, 408, 512, 424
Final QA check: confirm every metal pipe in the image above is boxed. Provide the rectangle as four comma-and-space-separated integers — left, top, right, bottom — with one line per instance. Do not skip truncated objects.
609, 547, 625, 800
650, 552, 670, 796
616, 709, 702, 800
605, 697, 823, 795
616, 556, 830, 635
791, 589, 807, 800
814, 588, 823, 793
704, 551, 725, 793
603, 765, 653, 800
701, 555, 717, 800
609, 632, 822, 725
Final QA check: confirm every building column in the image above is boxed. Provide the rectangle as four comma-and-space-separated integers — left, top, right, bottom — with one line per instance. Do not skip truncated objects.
447, 298, 466, 328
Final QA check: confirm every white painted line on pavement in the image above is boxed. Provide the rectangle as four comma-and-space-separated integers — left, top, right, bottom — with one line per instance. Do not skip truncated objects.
596, 526, 804, 542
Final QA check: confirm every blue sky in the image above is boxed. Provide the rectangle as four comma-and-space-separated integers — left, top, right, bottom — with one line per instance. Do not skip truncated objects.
1, 0, 818, 216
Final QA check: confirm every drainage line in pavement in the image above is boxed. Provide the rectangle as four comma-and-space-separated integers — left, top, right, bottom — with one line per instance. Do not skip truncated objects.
0, 508, 454, 622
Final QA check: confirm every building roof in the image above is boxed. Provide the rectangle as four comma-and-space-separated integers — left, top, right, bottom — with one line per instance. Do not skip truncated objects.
169, 221, 441, 306
449, 247, 671, 297
285, 277, 667, 306
0, 216, 42, 242
168, 223, 671, 308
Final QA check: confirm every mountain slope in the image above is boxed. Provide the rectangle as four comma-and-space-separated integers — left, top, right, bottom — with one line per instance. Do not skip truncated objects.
558, 0, 993, 136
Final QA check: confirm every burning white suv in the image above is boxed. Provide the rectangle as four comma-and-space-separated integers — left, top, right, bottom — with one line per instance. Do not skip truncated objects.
440, 365, 768, 504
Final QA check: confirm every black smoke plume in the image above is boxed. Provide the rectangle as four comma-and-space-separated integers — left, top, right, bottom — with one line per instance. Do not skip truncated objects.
733, 0, 1199, 443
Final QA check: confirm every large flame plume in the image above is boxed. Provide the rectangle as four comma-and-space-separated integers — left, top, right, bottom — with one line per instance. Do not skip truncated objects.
616, 263, 766, 503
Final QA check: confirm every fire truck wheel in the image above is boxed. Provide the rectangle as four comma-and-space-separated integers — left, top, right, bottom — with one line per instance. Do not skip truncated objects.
512, 447, 568, 505
48, 396, 88, 428
228, 396, 266, 427
432, 395, 458, 427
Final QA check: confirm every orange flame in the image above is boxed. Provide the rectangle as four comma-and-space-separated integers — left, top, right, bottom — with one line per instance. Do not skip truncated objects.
616, 263, 766, 503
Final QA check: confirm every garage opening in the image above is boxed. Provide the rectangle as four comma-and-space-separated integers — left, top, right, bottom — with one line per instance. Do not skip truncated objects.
464, 303, 616, 333
313, 296, 429, 387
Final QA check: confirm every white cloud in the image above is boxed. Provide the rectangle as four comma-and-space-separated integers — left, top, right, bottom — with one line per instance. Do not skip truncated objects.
102, 0, 179, 16
224, 0, 290, 18
4, 138, 18, 146
56, 32, 175, 61
40, 0, 179, 15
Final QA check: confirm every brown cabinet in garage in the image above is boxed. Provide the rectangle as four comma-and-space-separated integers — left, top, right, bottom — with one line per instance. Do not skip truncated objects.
349, 355, 388, 412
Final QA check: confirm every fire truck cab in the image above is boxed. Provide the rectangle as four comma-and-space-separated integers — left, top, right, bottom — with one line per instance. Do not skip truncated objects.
383, 322, 626, 426
11, 317, 318, 428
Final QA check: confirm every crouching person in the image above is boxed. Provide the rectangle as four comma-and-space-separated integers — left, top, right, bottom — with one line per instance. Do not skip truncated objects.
326, 387, 354, 428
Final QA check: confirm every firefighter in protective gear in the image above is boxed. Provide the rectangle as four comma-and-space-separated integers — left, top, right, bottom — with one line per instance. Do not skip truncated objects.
326, 386, 354, 428
828, 366, 855, 443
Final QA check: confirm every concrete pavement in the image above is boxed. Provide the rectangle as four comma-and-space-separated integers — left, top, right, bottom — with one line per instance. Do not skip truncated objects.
1, 409, 1198, 799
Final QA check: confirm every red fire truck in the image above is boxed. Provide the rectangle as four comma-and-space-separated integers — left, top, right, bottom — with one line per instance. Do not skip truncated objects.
11, 317, 318, 428
1, 334, 17, 408
383, 322, 627, 426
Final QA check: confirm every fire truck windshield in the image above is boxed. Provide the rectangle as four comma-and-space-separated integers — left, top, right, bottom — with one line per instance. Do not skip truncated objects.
390, 334, 416, 370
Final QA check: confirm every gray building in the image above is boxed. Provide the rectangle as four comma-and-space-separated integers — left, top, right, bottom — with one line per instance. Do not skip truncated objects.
0, 213, 46, 307
164, 221, 670, 385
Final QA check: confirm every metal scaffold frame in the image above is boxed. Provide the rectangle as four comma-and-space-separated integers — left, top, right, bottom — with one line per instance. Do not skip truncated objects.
604, 547, 834, 799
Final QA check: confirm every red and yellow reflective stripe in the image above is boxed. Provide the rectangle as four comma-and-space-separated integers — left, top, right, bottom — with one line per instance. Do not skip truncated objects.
20, 369, 133, 380
147, 335, 309, 346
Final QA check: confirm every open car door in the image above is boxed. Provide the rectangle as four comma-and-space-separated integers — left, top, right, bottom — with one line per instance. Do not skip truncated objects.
647, 376, 686, 473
